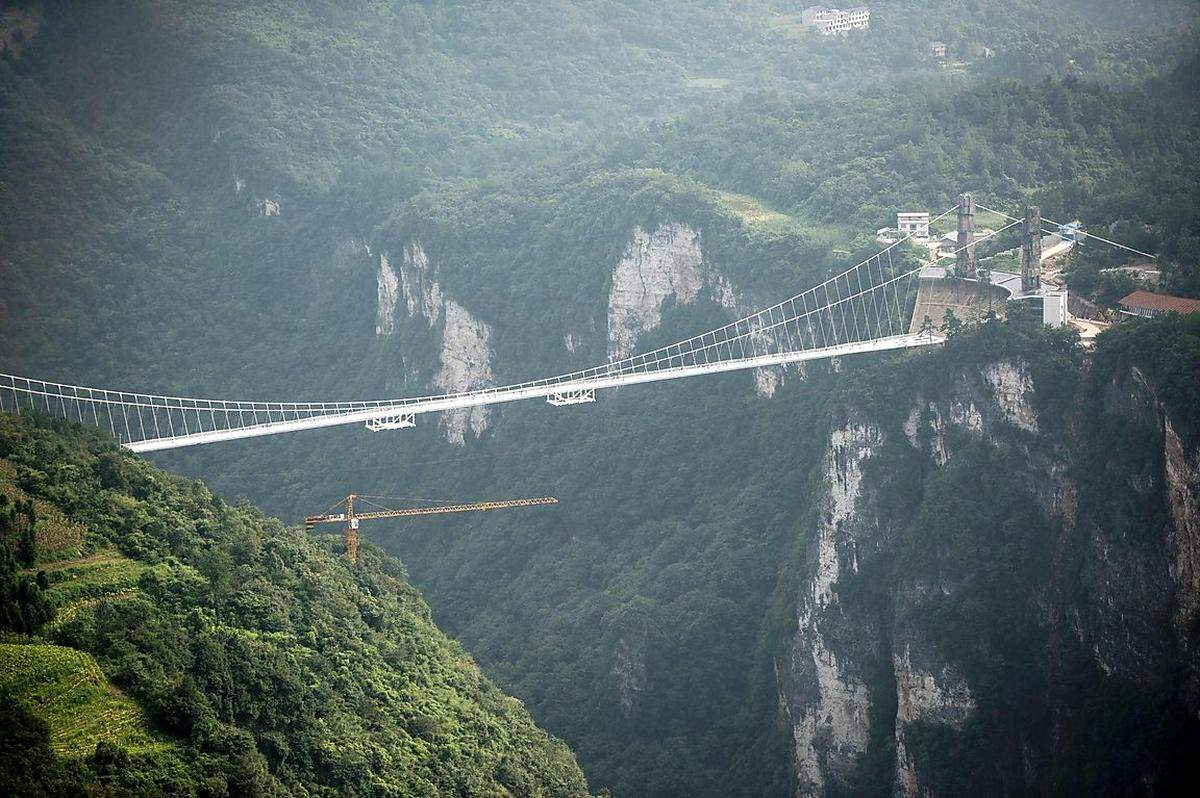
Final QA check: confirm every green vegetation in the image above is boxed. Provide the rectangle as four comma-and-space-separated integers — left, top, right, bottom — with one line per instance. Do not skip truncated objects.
0, 642, 169, 758
38, 552, 146, 608
2, 2, 1199, 795
0, 415, 591, 796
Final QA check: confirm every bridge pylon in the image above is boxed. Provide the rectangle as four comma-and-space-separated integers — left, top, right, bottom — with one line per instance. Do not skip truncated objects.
955, 192, 976, 278
1021, 206, 1042, 293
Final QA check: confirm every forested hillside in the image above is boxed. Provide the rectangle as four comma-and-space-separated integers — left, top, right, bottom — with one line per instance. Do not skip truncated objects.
0, 415, 591, 796
3, 2, 1200, 796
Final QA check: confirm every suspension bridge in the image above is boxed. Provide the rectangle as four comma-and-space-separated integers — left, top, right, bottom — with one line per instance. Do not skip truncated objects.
0, 197, 1147, 453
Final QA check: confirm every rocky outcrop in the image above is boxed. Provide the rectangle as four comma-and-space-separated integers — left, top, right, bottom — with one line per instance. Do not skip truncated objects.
434, 301, 493, 444
376, 252, 400, 336
1165, 416, 1200, 645
375, 243, 494, 443
904, 393, 985, 466
607, 224, 706, 361
1089, 367, 1200, 701
755, 365, 786, 398
781, 389, 996, 796
396, 242, 443, 323
781, 351, 1199, 796
983, 360, 1038, 433
893, 641, 975, 797
901, 360, 1037, 465
1076, 367, 1187, 682
606, 223, 786, 397
781, 423, 883, 794
612, 633, 648, 719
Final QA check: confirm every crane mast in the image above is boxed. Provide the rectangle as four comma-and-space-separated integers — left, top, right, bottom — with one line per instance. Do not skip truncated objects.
304, 493, 558, 566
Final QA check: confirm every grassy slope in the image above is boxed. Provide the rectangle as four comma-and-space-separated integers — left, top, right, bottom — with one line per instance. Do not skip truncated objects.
0, 642, 169, 758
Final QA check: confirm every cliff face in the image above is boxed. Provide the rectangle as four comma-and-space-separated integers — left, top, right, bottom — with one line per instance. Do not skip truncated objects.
1165, 414, 1200, 659
779, 333, 1200, 796
1084, 364, 1200, 708
605, 222, 791, 396
780, 422, 881, 794
372, 219, 784, 445
375, 242, 494, 444
607, 224, 708, 362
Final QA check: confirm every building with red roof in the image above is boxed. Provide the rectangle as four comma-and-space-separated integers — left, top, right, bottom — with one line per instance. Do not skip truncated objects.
1118, 290, 1200, 318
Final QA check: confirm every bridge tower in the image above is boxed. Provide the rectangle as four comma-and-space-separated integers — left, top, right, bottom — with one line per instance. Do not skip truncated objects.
1021, 205, 1042, 293
955, 192, 976, 278
344, 494, 360, 566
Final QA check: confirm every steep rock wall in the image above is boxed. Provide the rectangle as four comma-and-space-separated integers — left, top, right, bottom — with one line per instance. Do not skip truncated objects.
606, 223, 789, 397
434, 300, 494, 445
375, 242, 493, 443
376, 251, 400, 336
892, 640, 975, 797
780, 349, 1200, 796
780, 422, 883, 793
1164, 415, 1200, 653
607, 224, 705, 362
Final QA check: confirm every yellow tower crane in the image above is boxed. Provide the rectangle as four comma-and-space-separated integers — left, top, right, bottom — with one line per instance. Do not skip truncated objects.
304, 493, 558, 566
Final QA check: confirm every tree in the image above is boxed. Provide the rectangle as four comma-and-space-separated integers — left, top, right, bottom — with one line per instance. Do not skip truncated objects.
1005, 299, 1038, 329
920, 314, 935, 339
941, 308, 963, 336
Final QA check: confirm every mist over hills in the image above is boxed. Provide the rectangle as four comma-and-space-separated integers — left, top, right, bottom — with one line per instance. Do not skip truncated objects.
3, 2, 1199, 796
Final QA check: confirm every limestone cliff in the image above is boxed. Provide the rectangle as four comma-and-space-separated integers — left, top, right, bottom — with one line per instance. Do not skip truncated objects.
607, 224, 707, 362
375, 242, 493, 443
780, 423, 880, 793
1165, 414, 1200, 656
892, 640, 975, 797
434, 300, 494, 445
606, 223, 790, 396
779, 338, 1200, 796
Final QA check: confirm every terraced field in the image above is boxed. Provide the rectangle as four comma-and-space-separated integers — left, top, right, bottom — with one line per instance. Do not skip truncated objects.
34, 551, 145, 634
37, 551, 146, 605
716, 190, 792, 226
0, 642, 171, 758
0, 459, 86, 558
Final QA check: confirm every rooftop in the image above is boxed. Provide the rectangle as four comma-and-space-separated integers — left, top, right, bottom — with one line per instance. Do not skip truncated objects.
1118, 290, 1200, 314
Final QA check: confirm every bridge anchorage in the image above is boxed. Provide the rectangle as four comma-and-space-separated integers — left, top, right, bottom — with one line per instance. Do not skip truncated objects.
0, 197, 1152, 452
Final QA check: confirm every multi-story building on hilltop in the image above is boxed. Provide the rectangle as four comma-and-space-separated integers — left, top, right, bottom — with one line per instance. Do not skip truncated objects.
897, 211, 931, 241
801, 6, 871, 35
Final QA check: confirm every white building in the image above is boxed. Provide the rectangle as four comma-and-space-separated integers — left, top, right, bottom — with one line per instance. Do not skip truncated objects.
1042, 290, 1069, 328
897, 211, 930, 241
801, 6, 871, 35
